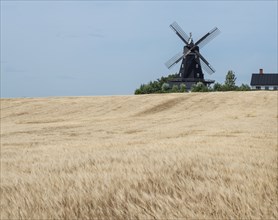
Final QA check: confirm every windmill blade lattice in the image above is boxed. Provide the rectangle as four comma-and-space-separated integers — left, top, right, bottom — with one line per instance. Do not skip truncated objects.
165, 50, 184, 69
170, 22, 190, 45
195, 27, 220, 49
195, 50, 215, 75
199, 59, 215, 75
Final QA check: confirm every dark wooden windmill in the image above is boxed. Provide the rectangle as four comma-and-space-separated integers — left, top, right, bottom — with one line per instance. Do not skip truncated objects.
165, 22, 220, 90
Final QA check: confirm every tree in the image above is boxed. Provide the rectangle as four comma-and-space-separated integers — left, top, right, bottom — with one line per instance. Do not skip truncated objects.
225, 70, 237, 90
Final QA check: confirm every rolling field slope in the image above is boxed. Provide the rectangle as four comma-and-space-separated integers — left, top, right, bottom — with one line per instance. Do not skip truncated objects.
1, 91, 277, 219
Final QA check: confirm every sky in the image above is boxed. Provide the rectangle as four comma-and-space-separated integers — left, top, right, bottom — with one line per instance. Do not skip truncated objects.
1, 0, 277, 98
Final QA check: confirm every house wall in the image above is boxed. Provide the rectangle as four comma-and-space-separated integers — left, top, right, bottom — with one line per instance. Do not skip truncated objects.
251, 85, 278, 90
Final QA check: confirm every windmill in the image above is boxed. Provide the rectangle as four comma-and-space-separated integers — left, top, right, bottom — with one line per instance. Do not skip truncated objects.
165, 21, 220, 90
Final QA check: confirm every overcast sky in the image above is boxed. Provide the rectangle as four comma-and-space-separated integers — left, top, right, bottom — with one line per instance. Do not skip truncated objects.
1, 1, 277, 97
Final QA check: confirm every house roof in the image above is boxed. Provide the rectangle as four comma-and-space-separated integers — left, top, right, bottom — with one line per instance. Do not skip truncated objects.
250, 74, 278, 86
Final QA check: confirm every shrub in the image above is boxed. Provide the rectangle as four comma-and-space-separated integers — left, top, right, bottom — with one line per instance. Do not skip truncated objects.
191, 82, 209, 92
134, 89, 141, 95
180, 83, 186, 92
237, 84, 251, 91
171, 85, 179, 93
161, 83, 170, 92
213, 83, 223, 91
134, 73, 179, 94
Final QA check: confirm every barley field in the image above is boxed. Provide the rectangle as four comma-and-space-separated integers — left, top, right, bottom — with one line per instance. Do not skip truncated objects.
1, 91, 277, 219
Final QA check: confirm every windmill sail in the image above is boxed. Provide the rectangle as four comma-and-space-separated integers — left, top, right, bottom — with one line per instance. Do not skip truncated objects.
195, 27, 220, 49
195, 50, 215, 75
165, 50, 184, 69
170, 22, 190, 45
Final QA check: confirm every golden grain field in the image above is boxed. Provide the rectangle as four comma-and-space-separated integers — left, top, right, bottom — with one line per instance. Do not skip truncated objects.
1, 91, 277, 219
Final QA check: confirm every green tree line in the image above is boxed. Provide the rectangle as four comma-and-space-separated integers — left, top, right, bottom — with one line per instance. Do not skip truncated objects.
135, 70, 251, 94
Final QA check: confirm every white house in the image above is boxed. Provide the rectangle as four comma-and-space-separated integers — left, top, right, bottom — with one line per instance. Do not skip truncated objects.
250, 69, 278, 90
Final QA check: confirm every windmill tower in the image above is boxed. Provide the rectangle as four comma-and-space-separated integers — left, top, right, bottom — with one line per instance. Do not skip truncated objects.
165, 22, 220, 90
